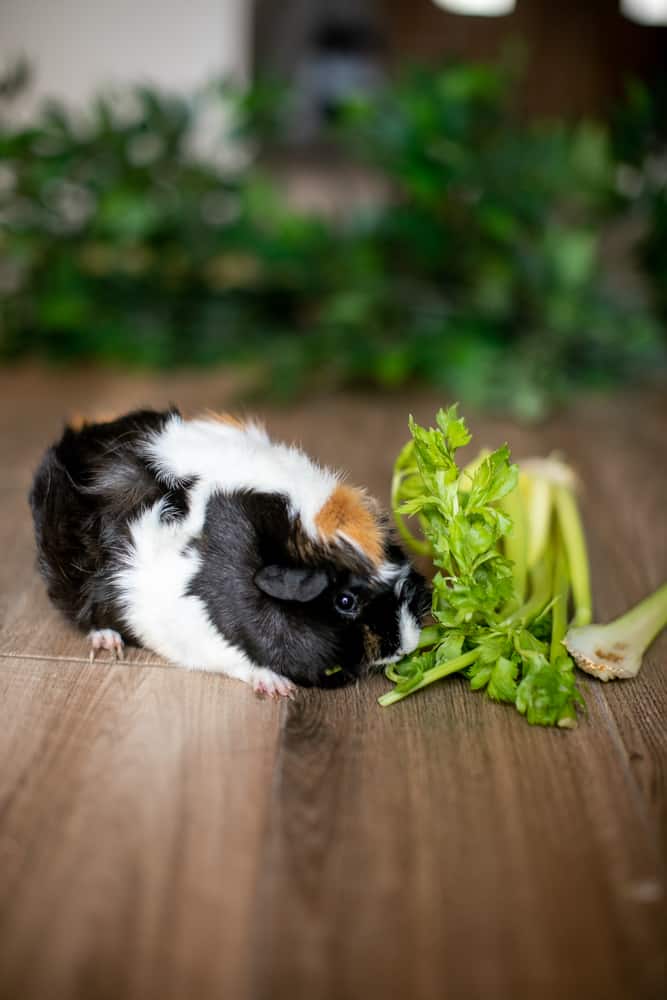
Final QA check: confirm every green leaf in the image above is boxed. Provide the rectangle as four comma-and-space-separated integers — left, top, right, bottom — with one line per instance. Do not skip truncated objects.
515, 650, 582, 727
469, 665, 492, 691
435, 405, 472, 451
435, 631, 465, 662
467, 446, 518, 508
487, 656, 519, 703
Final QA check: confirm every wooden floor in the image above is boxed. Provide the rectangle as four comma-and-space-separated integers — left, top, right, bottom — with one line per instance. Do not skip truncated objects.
0, 368, 665, 1000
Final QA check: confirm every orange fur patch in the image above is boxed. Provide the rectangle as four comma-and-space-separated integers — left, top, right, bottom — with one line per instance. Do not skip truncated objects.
68, 411, 119, 430
315, 484, 383, 566
203, 410, 245, 429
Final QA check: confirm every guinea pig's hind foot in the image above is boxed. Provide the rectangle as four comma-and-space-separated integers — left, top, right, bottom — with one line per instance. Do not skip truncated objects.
88, 628, 124, 663
251, 667, 297, 700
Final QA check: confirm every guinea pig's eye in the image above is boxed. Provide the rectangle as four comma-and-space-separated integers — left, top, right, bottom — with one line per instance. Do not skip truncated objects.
334, 591, 358, 616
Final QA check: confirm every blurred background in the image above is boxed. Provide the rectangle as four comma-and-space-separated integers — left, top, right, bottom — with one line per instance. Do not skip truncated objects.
1, 0, 667, 420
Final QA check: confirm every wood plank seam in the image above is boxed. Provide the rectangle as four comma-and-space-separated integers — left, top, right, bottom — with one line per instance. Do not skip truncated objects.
0, 651, 169, 668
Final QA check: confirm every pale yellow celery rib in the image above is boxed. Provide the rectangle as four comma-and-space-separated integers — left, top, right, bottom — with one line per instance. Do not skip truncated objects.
550, 539, 570, 664
554, 484, 592, 627
502, 543, 554, 627
500, 481, 527, 612
522, 473, 553, 570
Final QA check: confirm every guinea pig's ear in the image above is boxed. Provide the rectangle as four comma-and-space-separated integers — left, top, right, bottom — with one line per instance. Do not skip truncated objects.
254, 565, 329, 603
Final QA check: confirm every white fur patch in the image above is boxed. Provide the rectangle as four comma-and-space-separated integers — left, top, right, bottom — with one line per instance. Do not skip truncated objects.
398, 603, 421, 656
143, 414, 339, 540
373, 602, 422, 666
391, 563, 411, 593
114, 498, 259, 681
371, 561, 401, 586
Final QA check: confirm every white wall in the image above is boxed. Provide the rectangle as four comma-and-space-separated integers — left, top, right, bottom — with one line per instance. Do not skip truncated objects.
0, 0, 251, 118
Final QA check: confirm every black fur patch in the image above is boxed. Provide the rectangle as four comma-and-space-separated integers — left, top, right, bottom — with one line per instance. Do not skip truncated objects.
188, 490, 429, 687
29, 408, 193, 638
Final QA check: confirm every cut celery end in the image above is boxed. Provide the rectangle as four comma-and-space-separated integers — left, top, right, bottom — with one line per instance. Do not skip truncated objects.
564, 582, 667, 681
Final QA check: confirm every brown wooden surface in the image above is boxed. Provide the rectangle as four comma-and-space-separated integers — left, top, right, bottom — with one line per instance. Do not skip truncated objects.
0, 368, 665, 1000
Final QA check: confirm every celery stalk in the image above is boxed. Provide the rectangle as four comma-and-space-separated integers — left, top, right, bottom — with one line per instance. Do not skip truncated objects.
417, 625, 441, 649
502, 544, 554, 628
564, 582, 667, 681
550, 540, 570, 664
501, 481, 528, 609
523, 473, 553, 570
554, 484, 592, 627
378, 648, 481, 706
391, 457, 431, 558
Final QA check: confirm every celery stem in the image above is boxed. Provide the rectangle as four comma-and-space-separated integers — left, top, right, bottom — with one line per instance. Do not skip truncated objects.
524, 475, 553, 570
610, 581, 667, 649
392, 469, 431, 557
378, 648, 480, 707
501, 481, 527, 611
564, 581, 667, 681
550, 540, 570, 663
502, 546, 554, 627
417, 625, 441, 649
554, 484, 592, 627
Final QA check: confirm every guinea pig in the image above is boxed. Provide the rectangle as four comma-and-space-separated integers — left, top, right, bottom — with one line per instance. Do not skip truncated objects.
29, 408, 430, 697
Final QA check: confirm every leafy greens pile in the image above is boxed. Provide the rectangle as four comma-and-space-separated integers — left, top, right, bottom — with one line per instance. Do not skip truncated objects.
381, 407, 592, 727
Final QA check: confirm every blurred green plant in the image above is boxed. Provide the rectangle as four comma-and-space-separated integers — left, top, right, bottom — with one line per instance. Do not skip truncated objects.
0, 77, 327, 370
0, 61, 664, 417
334, 64, 664, 418
612, 76, 667, 324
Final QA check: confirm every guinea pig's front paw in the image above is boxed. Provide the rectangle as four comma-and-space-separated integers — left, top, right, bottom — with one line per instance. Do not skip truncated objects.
88, 628, 124, 662
251, 667, 297, 700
